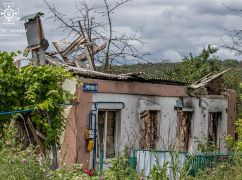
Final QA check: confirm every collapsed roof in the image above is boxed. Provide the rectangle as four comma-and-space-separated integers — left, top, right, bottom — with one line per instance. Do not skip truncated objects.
188, 69, 230, 96
20, 12, 230, 88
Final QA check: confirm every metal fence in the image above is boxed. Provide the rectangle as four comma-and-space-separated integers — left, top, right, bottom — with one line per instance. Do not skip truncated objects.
186, 153, 230, 176
130, 150, 232, 178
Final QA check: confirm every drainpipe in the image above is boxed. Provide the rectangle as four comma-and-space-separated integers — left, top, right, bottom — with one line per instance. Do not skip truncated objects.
88, 102, 125, 169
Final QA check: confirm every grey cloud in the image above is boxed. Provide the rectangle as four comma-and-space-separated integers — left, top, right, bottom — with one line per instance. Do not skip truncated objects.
0, 0, 242, 61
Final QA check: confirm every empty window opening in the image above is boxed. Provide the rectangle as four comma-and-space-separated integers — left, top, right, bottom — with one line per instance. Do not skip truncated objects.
98, 110, 119, 159
139, 110, 160, 149
208, 112, 221, 146
177, 111, 193, 151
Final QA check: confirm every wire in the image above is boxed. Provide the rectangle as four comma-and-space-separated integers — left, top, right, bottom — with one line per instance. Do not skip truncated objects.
0, 103, 79, 116
0, 109, 33, 116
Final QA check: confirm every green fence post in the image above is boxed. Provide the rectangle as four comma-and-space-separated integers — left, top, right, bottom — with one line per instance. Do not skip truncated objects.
129, 156, 136, 180
129, 156, 136, 169
100, 151, 104, 176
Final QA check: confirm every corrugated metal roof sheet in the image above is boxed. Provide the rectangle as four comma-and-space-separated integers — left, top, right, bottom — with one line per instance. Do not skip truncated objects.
46, 55, 187, 86
20, 12, 44, 21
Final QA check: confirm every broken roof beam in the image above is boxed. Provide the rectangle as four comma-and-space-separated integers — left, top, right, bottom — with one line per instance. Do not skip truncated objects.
76, 43, 106, 62
52, 36, 87, 64
61, 36, 86, 57
84, 45, 95, 70
52, 42, 68, 62
73, 43, 106, 70
189, 68, 231, 89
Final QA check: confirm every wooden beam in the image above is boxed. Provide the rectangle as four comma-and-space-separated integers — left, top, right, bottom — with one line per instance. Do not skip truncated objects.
77, 43, 106, 62
84, 45, 95, 70
189, 69, 231, 89
52, 42, 69, 63
62, 36, 86, 57
27, 118, 46, 156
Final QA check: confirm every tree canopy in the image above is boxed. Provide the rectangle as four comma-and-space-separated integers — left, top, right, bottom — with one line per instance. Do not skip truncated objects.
165, 45, 220, 83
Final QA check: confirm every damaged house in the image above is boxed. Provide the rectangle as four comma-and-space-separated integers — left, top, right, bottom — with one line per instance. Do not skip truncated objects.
59, 69, 236, 169
19, 13, 236, 169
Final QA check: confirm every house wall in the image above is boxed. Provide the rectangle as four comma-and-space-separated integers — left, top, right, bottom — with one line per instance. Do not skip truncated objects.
60, 78, 236, 168
185, 97, 228, 153
92, 94, 229, 153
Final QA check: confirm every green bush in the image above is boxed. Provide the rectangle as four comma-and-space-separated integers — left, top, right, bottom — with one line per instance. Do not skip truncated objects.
182, 155, 242, 180
0, 126, 49, 180
48, 164, 91, 180
103, 155, 140, 180
149, 162, 169, 180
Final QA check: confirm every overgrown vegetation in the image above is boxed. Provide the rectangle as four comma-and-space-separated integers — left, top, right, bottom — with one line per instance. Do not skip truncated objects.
2, 48, 242, 179
0, 51, 73, 146
0, 125, 49, 179
165, 45, 220, 83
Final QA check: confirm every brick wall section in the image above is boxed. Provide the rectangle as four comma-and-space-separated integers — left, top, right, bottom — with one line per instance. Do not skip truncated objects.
227, 89, 237, 138
75, 85, 93, 168
60, 106, 77, 165
80, 78, 187, 97
61, 84, 93, 168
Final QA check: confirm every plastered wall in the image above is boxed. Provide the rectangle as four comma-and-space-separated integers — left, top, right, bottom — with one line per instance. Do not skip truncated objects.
60, 78, 236, 167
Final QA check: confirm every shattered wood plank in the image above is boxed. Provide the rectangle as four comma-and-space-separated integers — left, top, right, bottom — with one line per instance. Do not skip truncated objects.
189, 69, 230, 89
84, 45, 96, 70
46, 51, 59, 56
62, 36, 86, 57
52, 42, 69, 63
52, 42, 63, 53
23, 47, 30, 57
27, 118, 46, 156
76, 43, 106, 61
177, 111, 191, 151
36, 130, 46, 140
139, 111, 158, 149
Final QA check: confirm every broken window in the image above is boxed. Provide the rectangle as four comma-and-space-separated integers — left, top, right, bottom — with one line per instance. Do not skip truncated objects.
177, 110, 193, 151
98, 110, 119, 159
208, 112, 221, 146
139, 110, 160, 149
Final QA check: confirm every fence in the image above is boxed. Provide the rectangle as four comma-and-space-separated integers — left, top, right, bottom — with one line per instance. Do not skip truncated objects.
186, 153, 230, 176
133, 150, 186, 178
131, 150, 232, 178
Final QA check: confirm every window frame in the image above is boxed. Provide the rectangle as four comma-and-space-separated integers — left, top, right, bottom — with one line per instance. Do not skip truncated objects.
97, 109, 120, 160
208, 112, 222, 146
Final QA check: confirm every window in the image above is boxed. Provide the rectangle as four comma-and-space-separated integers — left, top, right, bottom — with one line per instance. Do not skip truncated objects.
177, 111, 193, 151
208, 112, 221, 146
139, 110, 160, 149
98, 110, 119, 159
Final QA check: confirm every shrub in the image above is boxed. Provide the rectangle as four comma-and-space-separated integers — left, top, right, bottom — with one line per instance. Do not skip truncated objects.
0, 125, 49, 180
149, 162, 169, 180
48, 164, 91, 180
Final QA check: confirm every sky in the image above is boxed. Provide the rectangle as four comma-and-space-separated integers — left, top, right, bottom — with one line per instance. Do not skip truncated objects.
0, 0, 242, 62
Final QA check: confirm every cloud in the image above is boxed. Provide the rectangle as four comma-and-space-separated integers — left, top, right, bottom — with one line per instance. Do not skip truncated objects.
161, 50, 182, 62
0, 0, 242, 61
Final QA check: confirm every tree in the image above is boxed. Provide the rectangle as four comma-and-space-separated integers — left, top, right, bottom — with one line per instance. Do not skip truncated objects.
165, 45, 220, 83
44, 0, 148, 72
221, 6, 242, 56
